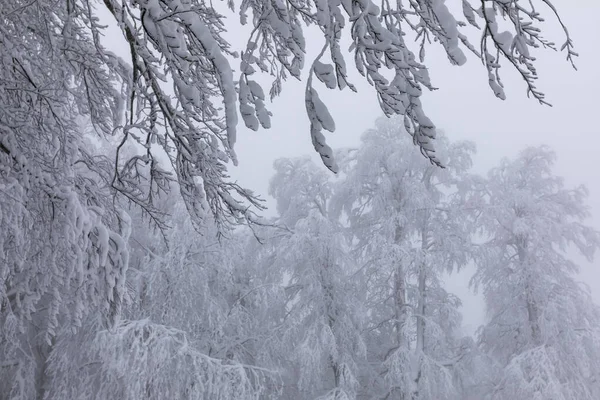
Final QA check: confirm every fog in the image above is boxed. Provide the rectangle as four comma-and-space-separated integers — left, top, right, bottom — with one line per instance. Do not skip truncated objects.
4, 1, 600, 397
214, 0, 600, 333
96, 0, 599, 335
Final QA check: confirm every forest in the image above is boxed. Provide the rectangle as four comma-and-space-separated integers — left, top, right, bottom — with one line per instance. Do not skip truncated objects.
1, 0, 599, 399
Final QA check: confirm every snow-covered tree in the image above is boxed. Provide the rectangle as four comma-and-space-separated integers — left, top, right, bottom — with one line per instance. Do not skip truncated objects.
334, 117, 477, 399
0, 0, 581, 341
45, 319, 273, 400
266, 157, 366, 399
42, 202, 280, 399
0, 128, 130, 399
0, 0, 586, 396
472, 146, 600, 400
1, 0, 577, 194
103, 0, 577, 172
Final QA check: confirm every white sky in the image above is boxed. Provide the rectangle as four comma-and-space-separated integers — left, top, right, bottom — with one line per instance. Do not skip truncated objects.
226, 0, 600, 334
101, 0, 600, 335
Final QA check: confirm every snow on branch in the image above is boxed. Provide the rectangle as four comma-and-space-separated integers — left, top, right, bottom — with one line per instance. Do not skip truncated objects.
48, 319, 276, 400
238, 0, 575, 168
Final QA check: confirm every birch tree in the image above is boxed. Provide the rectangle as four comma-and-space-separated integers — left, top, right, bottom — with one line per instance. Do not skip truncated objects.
473, 146, 600, 400
267, 157, 366, 399
334, 117, 477, 399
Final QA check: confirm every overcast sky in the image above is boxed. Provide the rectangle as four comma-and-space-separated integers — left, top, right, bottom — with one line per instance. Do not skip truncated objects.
224, 0, 600, 333
102, 0, 600, 335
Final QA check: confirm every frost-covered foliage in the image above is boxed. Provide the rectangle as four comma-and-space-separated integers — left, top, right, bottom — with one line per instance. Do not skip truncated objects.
46, 319, 271, 400
38, 202, 281, 400
333, 116, 477, 399
1, 0, 265, 240
1, 81, 129, 400
126, 202, 281, 372
3, 73, 600, 400
0, 1, 582, 391
1, 0, 129, 329
0, 0, 244, 395
236, 0, 575, 170
266, 157, 366, 399
1, 0, 576, 202
473, 146, 600, 400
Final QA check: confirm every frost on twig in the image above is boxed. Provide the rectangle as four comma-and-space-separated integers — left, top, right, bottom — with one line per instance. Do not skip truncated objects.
238, 0, 575, 169
47, 319, 275, 400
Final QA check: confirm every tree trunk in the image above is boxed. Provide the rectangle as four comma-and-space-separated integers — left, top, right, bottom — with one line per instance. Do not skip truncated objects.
412, 222, 429, 400
394, 224, 408, 350
517, 239, 542, 345
33, 336, 53, 400
416, 261, 426, 355
321, 254, 343, 397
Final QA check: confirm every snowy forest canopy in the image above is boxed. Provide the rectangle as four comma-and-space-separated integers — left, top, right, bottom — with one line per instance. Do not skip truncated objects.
2, 0, 599, 399
3, 114, 600, 399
